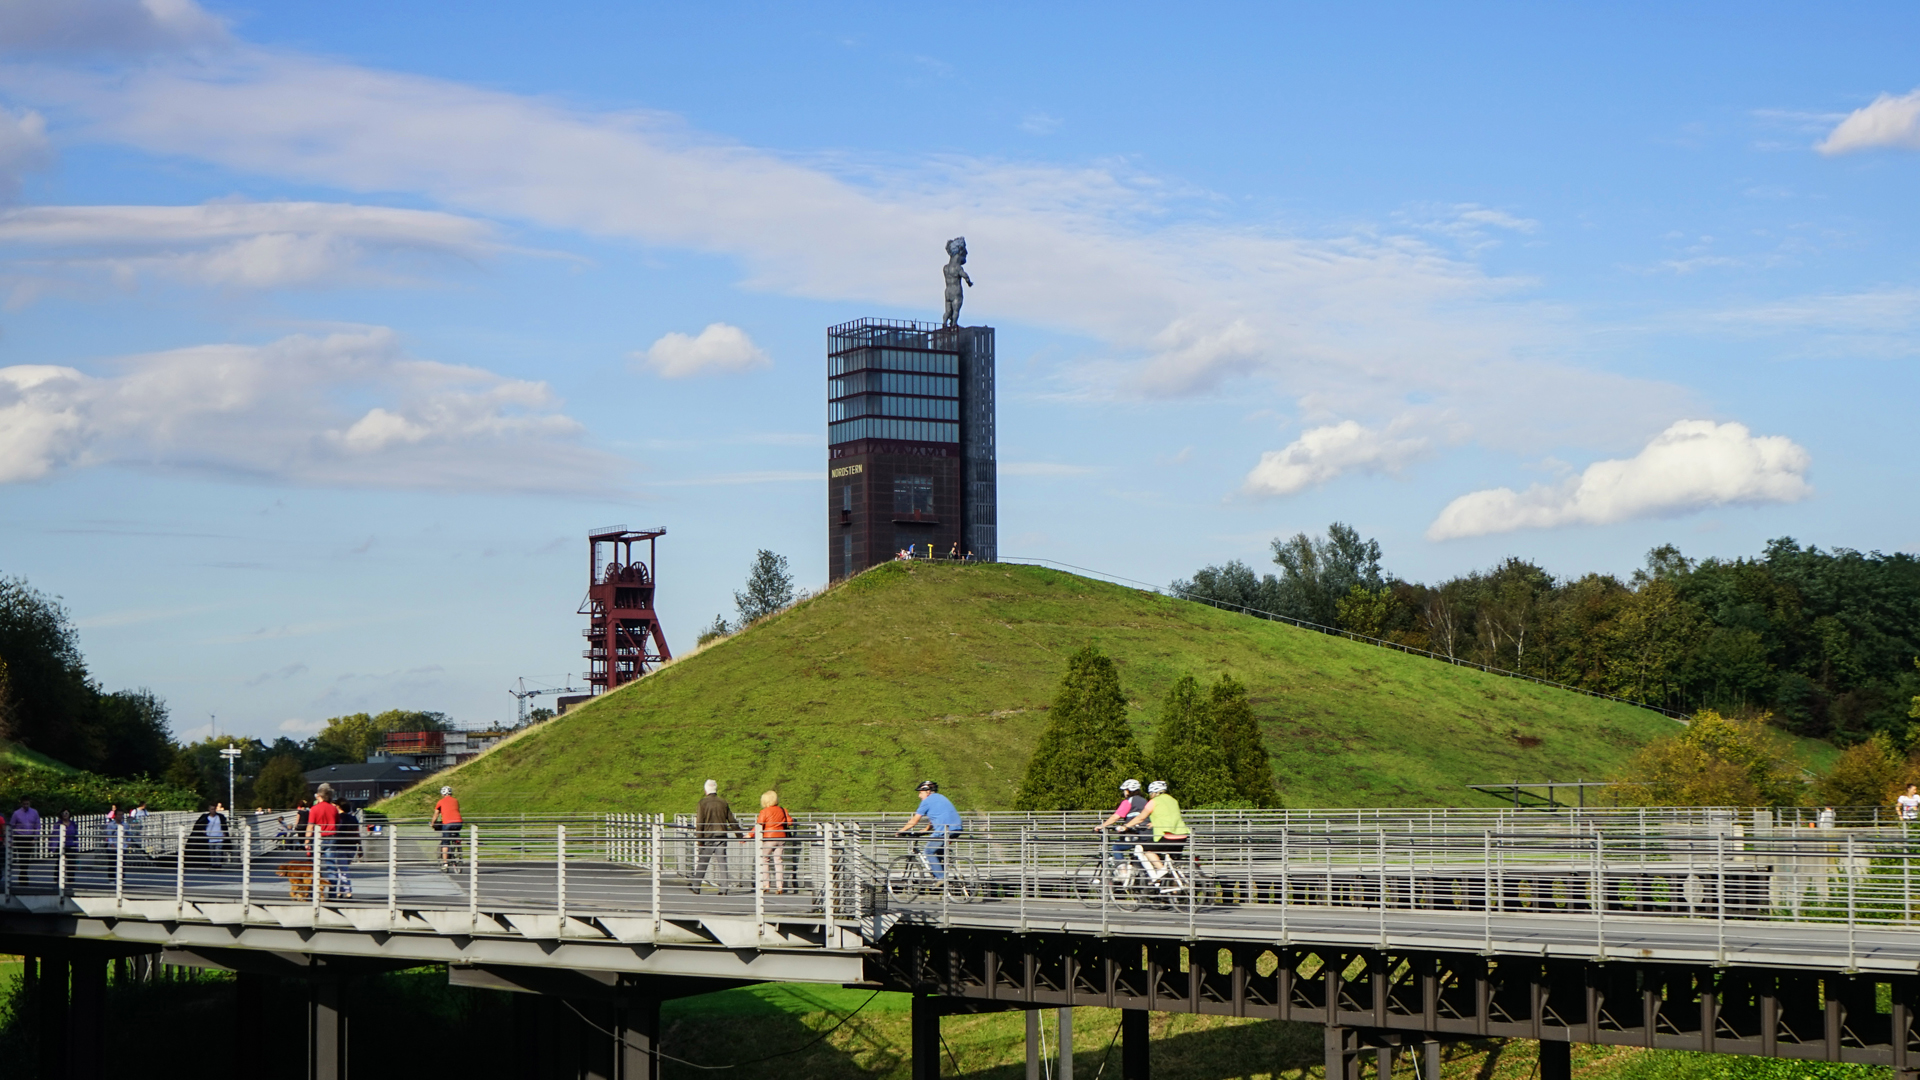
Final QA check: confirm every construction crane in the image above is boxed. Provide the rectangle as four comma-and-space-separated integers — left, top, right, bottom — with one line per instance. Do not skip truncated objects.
508, 676, 587, 726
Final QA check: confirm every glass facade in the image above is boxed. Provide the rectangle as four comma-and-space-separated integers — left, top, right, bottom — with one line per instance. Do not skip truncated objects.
826, 417, 959, 444
830, 371, 959, 398
828, 395, 959, 422
828, 347, 960, 377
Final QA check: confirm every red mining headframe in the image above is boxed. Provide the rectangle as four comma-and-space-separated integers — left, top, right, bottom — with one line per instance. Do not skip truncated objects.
580, 526, 671, 694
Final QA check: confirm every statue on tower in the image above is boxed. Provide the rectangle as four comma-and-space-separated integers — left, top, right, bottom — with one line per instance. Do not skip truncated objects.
942, 237, 972, 328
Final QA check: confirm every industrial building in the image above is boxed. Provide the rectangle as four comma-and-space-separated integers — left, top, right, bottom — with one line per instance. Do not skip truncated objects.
827, 318, 996, 578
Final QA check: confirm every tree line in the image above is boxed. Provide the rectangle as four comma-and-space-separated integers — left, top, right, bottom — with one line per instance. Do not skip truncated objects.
1176, 525, 1920, 746
0, 573, 458, 811
1016, 646, 1281, 810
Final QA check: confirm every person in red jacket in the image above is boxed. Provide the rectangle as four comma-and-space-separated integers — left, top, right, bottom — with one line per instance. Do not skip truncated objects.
306, 784, 350, 900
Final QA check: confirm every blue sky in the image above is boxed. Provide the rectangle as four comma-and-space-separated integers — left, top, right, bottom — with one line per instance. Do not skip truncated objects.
1, 1, 1918, 742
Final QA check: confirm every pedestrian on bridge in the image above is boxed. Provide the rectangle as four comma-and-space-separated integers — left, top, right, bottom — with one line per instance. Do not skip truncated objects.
757, 790, 795, 893
691, 780, 741, 894
1899, 784, 1920, 824
9, 797, 40, 886
307, 784, 352, 900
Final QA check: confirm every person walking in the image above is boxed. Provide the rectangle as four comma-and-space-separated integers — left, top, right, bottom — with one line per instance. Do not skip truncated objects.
306, 784, 351, 900
9, 798, 40, 887
756, 791, 795, 894
895, 780, 963, 880
206, 802, 229, 869
128, 800, 148, 857
1899, 784, 1920, 824
431, 786, 463, 872
690, 780, 740, 894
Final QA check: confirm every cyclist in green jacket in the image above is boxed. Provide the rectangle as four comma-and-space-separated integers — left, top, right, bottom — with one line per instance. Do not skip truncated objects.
1123, 780, 1191, 882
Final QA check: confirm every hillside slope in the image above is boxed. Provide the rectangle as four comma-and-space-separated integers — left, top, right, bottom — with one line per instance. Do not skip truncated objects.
385, 561, 1685, 815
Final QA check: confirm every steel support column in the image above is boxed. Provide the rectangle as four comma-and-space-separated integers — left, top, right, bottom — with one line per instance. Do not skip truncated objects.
1324, 1027, 1360, 1080
235, 971, 266, 1080
912, 994, 942, 1080
1539, 1038, 1571, 1080
1059, 1007, 1073, 1080
308, 978, 347, 1080
1121, 1008, 1149, 1079
1026, 1009, 1041, 1080
618, 998, 661, 1080
66, 956, 103, 1080
40, 954, 68, 1079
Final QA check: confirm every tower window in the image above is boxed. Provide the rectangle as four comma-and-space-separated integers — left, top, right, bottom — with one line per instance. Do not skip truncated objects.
893, 476, 934, 515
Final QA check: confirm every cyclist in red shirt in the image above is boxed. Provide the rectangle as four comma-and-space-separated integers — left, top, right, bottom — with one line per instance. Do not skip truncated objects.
305, 784, 350, 900
431, 787, 463, 873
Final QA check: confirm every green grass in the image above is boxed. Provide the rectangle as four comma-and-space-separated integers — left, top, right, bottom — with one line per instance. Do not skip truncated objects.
649, 993, 1884, 1079
0, 739, 78, 776
383, 561, 1683, 816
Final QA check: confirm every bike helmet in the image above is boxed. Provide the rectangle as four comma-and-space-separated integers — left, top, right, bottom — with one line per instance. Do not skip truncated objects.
440, 787, 452, 796
1119, 779, 1142, 793
916, 780, 939, 793
1148, 780, 1169, 795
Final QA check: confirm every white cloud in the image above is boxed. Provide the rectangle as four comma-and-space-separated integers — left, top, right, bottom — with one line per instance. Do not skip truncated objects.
1020, 113, 1063, 135
0, 201, 502, 300
0, 106, 51, 201
1426, 420, 1812, 540
1818, 91, 1920, 154
0, 328, 619, 492
637, 322, 770, 378
277, 717, 324, 734
1241, 420, 1430, 497
0, 0, 228, 54
0, 50, 1683, 435
1000, 461, 1097, 477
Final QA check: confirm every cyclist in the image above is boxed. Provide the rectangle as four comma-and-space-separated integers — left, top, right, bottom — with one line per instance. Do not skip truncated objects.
895, 780, 963, 879
1123, 780, 1191, 885
1093, 779, 1148, 859
431, 786, 463, 872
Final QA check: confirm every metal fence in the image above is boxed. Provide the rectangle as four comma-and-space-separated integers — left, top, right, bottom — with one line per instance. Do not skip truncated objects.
12, 809, 1920, 969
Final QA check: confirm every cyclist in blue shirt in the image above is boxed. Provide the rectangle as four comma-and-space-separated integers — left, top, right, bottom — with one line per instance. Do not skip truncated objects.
896, 780, 963, 879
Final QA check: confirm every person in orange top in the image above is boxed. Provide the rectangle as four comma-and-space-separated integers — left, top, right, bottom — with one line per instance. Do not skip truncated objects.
431, 786, 463, 873
756, 790, 794, 894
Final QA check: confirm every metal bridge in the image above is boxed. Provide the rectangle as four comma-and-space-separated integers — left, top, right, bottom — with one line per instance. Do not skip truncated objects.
4, 807, 1919, 1079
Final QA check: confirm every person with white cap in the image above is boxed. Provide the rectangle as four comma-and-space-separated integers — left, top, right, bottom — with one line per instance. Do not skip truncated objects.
691, 780, 741, 893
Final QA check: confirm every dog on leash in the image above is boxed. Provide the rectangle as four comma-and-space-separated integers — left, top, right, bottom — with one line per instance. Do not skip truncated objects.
276, 858, 318, 901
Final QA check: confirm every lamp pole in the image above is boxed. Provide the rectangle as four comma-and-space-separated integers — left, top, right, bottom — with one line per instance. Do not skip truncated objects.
220, 746, 242, 811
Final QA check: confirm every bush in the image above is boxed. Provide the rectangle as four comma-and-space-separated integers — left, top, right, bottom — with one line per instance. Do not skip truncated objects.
1611, 709, 1804, 808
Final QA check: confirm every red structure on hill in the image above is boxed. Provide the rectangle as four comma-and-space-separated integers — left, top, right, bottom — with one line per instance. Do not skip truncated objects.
580, 526, 671, 694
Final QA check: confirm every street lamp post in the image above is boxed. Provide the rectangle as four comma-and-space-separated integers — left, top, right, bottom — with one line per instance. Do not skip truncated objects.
220, 746, 242, 812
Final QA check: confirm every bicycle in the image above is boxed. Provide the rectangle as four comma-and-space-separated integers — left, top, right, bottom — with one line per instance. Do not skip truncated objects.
1093, 838, 1218, 912
1072, 829, 1149, 906
886, 833, 974, 903
436, 824, 465, 875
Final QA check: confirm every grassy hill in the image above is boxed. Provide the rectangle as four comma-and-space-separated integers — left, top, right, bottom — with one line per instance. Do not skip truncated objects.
0, 739, 78, 775
385, 561, 1695, 816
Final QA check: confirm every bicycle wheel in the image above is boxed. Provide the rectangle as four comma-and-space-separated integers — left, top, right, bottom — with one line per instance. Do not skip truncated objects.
887, 854, 930, 902
1112, 861, 1145, 912
1193, 865, 1221, 909
1070, 855, 1109, 906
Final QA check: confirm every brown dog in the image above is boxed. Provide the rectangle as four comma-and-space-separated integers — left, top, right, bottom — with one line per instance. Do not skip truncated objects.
276, 859, 317, 901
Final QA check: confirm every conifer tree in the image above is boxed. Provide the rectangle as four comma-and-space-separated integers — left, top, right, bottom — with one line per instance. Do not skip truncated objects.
1208, 675, 1280, 807
1150, 674, 1237, 807
1015, 646, 1147, 811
